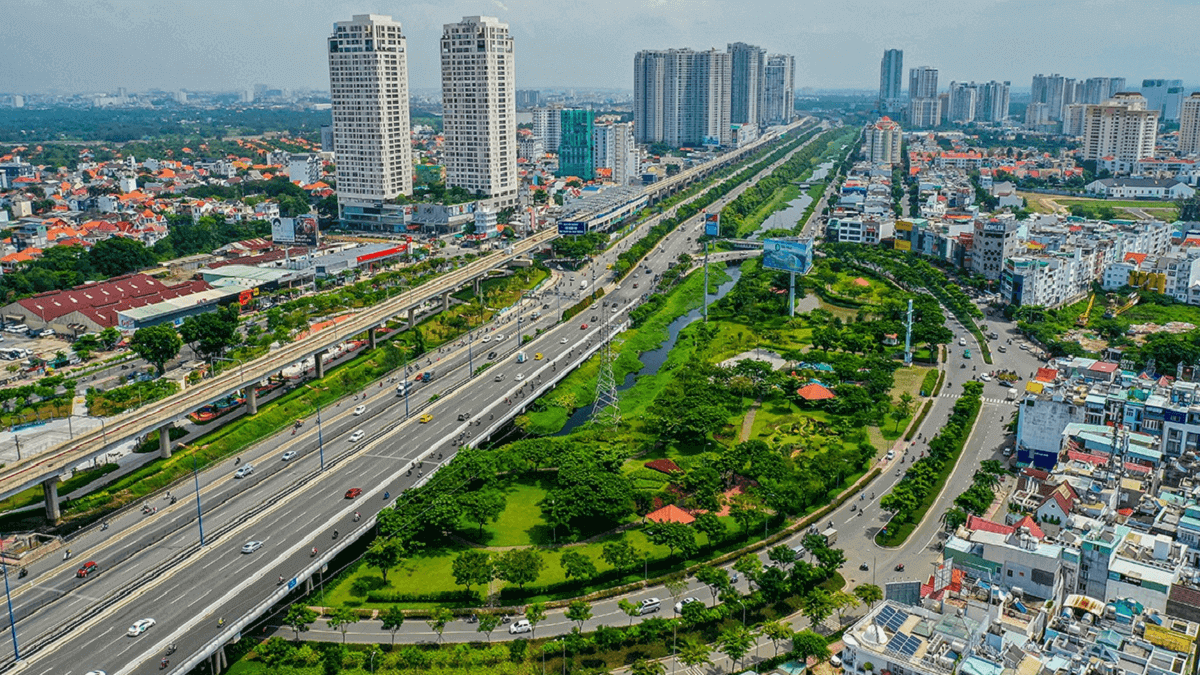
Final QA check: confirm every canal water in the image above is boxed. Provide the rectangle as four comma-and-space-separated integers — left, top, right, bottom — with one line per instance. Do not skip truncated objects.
555, 265, 745, 435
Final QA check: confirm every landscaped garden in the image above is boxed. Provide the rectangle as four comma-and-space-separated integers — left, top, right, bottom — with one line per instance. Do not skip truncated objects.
316, 251, 950, 615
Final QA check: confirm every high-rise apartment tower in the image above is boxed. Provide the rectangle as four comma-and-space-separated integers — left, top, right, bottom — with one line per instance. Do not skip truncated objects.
328, 14, 413, 211
440, 16, 518, 207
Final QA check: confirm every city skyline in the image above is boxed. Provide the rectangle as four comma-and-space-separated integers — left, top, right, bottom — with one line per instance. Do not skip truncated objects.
2, 0, 1199, 95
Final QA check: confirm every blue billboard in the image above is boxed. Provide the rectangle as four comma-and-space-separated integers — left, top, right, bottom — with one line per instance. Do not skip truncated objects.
557, 221, 588, 235
704, 212, 720, 237
762, 238, 813, 274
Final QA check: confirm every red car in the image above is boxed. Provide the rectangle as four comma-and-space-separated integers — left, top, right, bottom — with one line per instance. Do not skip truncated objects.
580, 323, 588, 330
344, 488, 363, 499
76, 561, 98, 578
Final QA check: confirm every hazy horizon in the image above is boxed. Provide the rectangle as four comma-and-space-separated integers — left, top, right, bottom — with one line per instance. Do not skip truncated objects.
3, 0, 1198, 95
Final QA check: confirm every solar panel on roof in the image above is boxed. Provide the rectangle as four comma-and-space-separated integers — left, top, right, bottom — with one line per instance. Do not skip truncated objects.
877, 606, 896, 626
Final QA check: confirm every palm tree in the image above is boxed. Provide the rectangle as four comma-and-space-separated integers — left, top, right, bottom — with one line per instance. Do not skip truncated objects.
678, 639, 714, 670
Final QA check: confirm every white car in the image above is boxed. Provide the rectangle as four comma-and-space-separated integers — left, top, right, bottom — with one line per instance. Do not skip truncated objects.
674, 597, 701, 613
281, 451, 297, 461
348, 430, 365, 443
515, 373, 525, 381
886, 450, 895, 460
958, 337, 967, 346
979, 373, 992, 382
495, 334, 505, 341
509, 619, 532, 634
241, 540, 263, 554
127, 618, 155, 637
234, 464, 255, 479
481, 335, 492, 343
85, 671, 107, 675
353, 404, 366, 416
560, 337, 568, 344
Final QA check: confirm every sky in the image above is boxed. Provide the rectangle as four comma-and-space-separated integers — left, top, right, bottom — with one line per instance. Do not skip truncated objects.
3, 0, 1199, 95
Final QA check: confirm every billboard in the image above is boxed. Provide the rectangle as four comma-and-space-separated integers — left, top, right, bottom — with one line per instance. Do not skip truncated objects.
762, 238, 813, 274
704, 212, 721, 237
557, 221, 588, 236
272, 215, 320, 247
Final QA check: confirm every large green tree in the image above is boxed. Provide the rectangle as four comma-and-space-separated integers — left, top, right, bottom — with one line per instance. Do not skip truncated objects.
496, 548, 544, 590
88, 237, 156, 277
179, 304, 240, 362
129, 324, 182, 375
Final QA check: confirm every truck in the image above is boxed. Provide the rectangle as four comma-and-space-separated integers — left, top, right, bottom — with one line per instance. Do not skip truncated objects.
516, 351, 527, 363
396, 381, 411, 396
821, 528, 838, 546
1006, 387, 1017, 401
579, 279, 588, 290
422, 370, 434, 382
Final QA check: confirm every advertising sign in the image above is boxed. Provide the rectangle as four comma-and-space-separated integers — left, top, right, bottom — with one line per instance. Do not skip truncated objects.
704, 212, 721, 237
557, 221, 588, 236
762, 238, 813, 274
271, 215, 320, 247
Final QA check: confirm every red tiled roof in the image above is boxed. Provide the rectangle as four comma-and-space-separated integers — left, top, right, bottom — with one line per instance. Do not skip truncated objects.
646, 504, 695, 525
796, 383, 836, 401
1012, 515, 1046, 540
1035, 368, 1058, 383
1124, 252, 1148, 266
965, 515, 1014, 536
1089, 362, 1119, 374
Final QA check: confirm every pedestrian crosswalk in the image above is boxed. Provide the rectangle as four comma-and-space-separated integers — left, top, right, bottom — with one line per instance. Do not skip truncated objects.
939, 393, 1014, 405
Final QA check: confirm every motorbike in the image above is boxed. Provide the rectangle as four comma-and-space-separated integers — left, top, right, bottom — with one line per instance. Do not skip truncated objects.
860, 563, 869, 571
895, 564, 905, 572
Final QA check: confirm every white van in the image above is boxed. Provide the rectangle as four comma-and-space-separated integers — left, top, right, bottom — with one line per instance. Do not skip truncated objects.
508, 619, 532, 634
638, 598, 661, 615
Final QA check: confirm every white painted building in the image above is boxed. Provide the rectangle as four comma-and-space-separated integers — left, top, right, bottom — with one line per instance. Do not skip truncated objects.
1081, 94, 1159, 171
1084, 177, 1195, 200
441, 16, 519, 208
328, 14, 413, 209
593, 122, 639, 186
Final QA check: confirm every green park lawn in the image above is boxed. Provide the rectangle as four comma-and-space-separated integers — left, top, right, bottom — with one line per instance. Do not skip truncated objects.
456, 479, 552, 547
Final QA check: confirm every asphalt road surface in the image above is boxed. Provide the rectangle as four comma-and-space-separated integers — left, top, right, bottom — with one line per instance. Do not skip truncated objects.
11, 154, 778, 675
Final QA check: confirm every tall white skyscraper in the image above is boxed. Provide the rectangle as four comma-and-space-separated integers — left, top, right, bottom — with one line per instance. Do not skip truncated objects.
947, 82, 977, 123
441, 16, 518, 207
864, 117, 903, 166
594, 122, 639, 185
1179, 93, 1200, 157
975, 81, 1010, 123
634, 49, 731, 147
531, 106, 562, 153
1030, 74, 1068, 121
908, 66, 938, 99
328, 14, 413, 211
760, 54, 795, 126
727, 42, 765, 127
1081, 93, 1159, 170
878, 49, 904, 111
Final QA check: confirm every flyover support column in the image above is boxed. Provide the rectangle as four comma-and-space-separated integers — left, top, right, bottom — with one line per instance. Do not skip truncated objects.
159, 423, 173, 458
368, 326, 378, 350
315, 350, 327, 379
474, 277, 481, 297
42, 477, 61, 522
407, 306, 415, 328
442, 291, 451, 312
247, 386, 258, 416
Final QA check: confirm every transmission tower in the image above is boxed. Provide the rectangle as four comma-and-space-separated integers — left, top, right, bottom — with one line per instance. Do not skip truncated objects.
590, 304, 622, 428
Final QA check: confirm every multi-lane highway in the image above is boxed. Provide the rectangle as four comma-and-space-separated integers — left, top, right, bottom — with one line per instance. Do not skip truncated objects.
7, 121, 824, 675
0, 119, 821, 509
290, 292, 1046, 646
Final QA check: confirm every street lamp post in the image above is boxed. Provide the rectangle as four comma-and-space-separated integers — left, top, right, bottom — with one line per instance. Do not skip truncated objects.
0, 540, 19, 661
192, 453, 206, 546
316, 402, 326, 472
